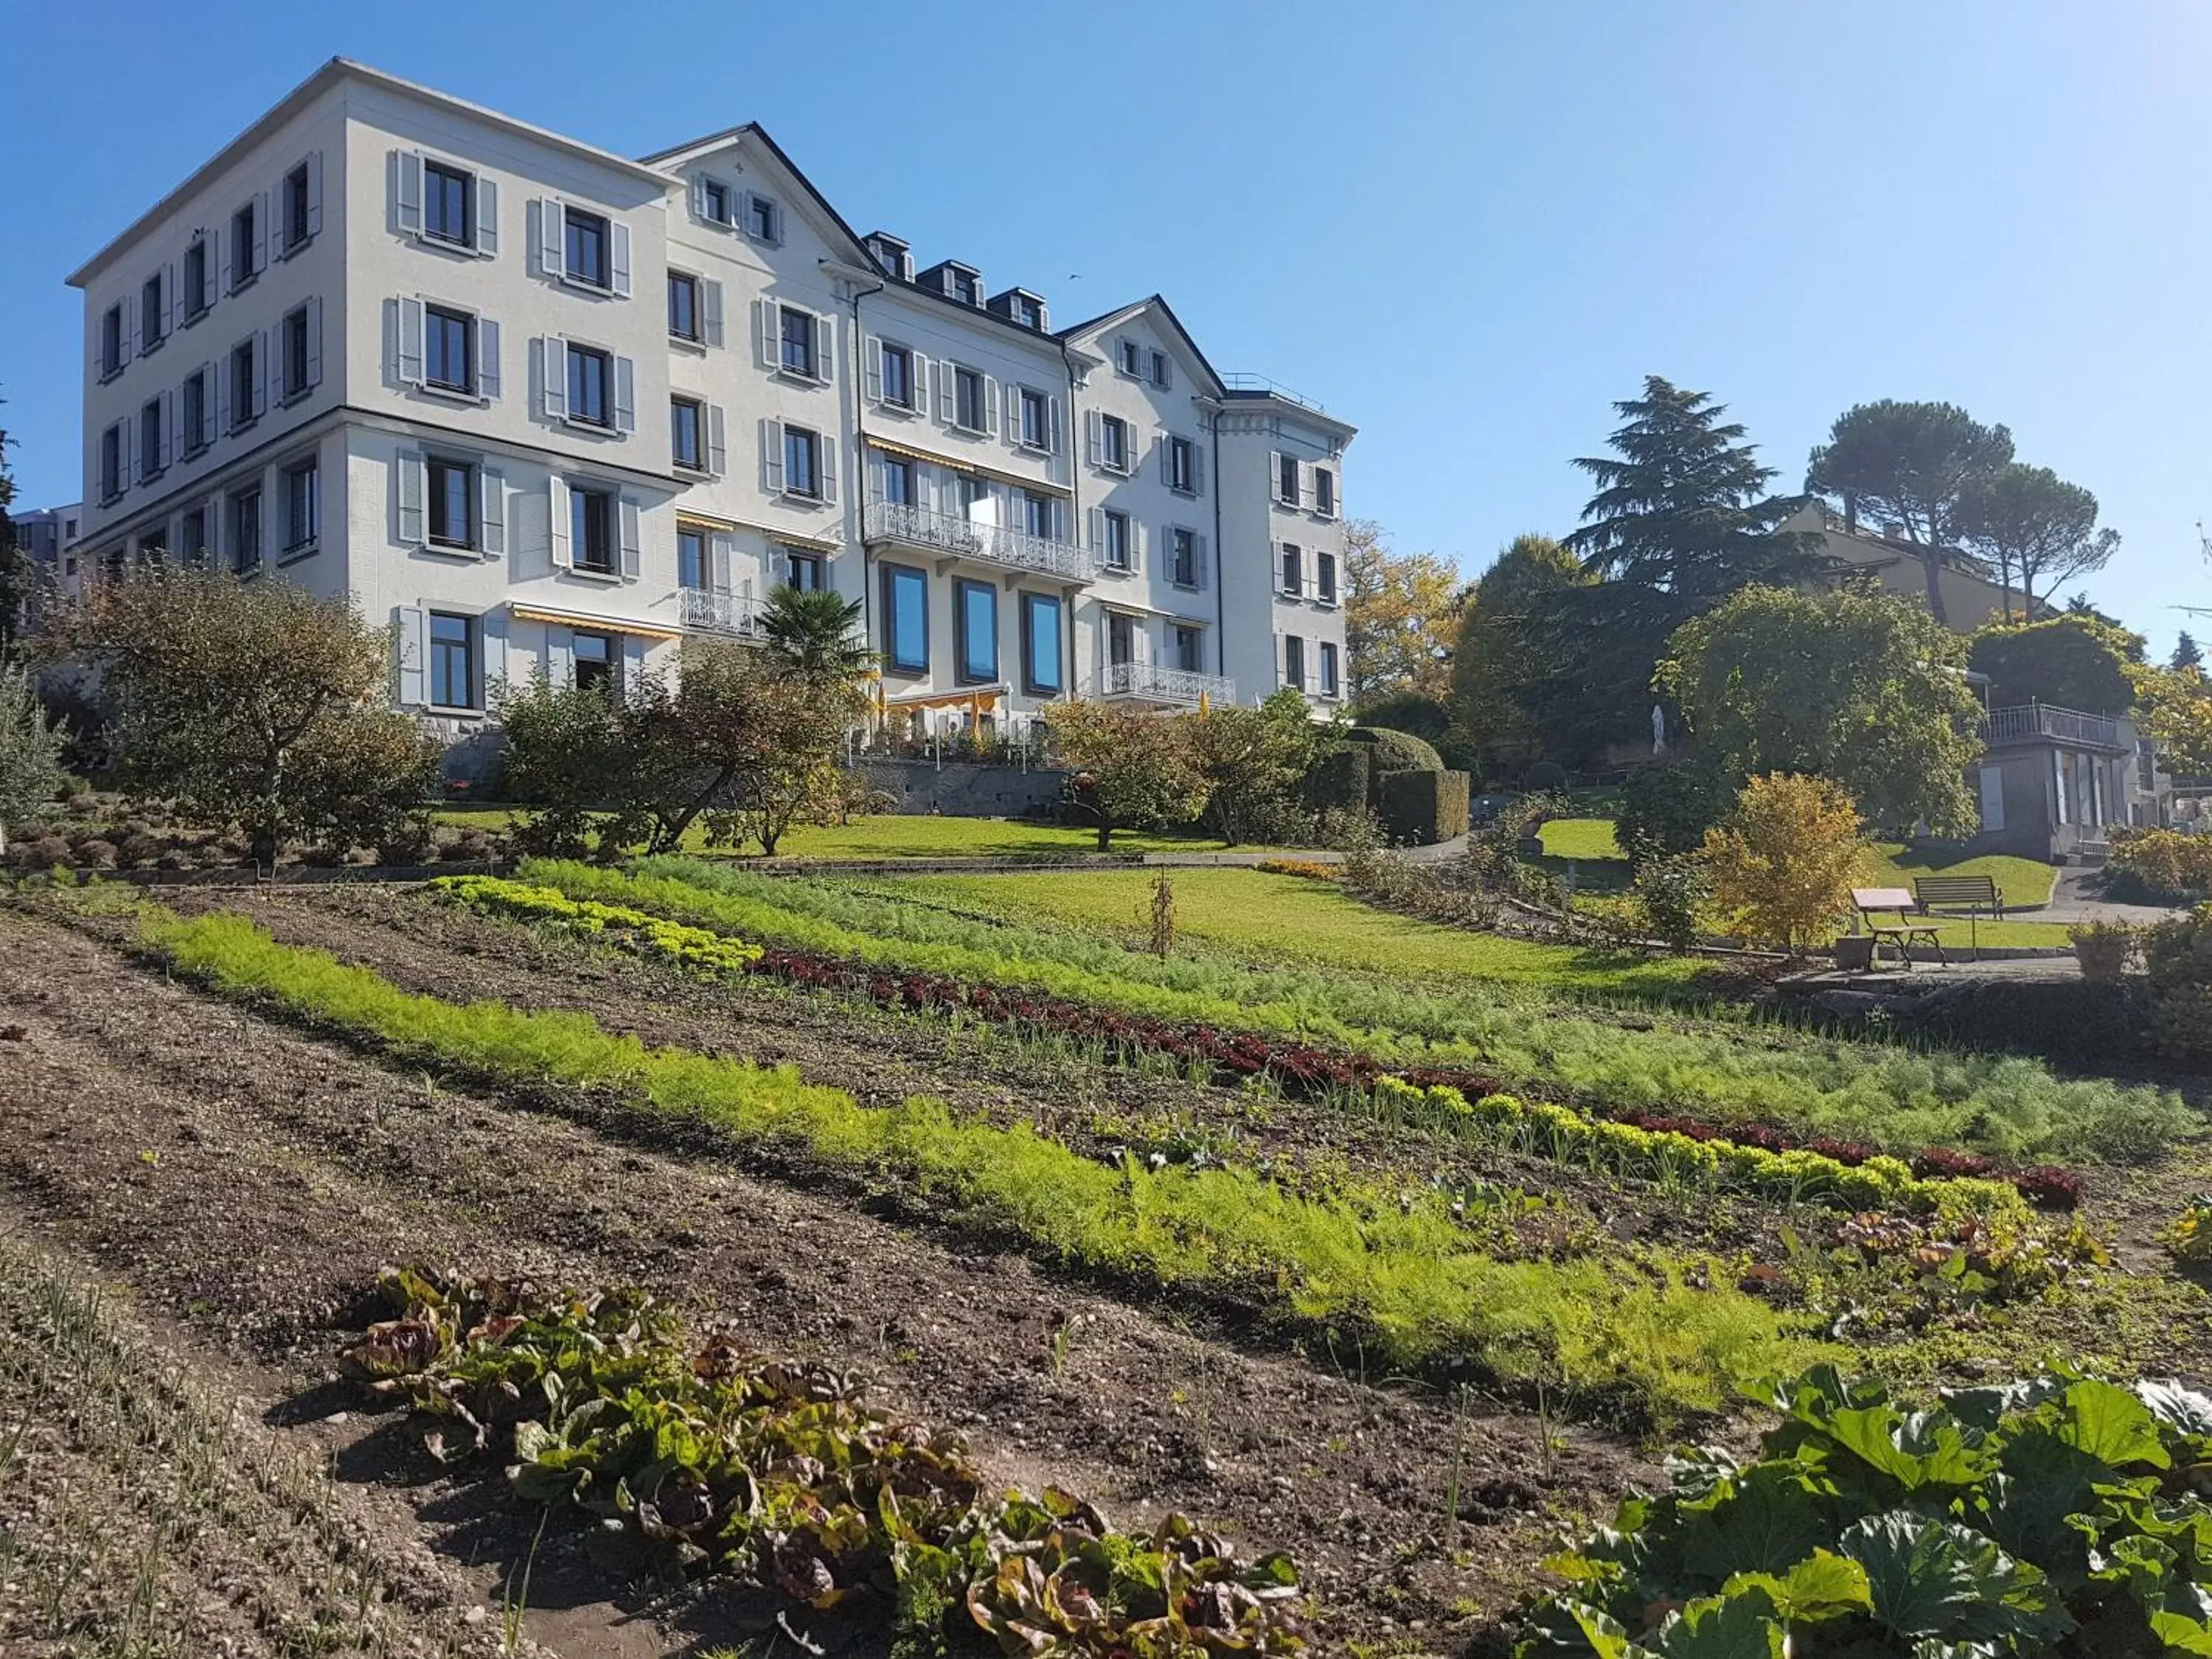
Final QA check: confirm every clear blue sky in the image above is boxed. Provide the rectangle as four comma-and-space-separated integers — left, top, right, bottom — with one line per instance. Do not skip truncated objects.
5, 1, 2208, 654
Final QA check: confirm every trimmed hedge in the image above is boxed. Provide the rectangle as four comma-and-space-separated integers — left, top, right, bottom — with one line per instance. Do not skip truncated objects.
1380, 768, 1471, 845
1346, 726, 1444, 773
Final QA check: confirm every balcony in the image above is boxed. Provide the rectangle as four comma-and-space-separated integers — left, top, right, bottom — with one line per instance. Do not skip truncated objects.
1986, 703, 2126, 751
1099, 661, 1236, 707
863, 500, 1086, 581
679, 588, 765, 640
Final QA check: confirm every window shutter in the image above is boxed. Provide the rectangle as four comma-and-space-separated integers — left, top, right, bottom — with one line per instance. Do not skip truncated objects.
250, 191, 268, 270
689, 175, 706, 220
481, 608, 509, 696
863, 335, 883, 402
756, 300, 777, 370
709, 531, 733, 592
548, 476, 571, 566
119, 420, 133, 490
702, 279, 724, 348
160, 389, 176, 470
395, 451, 425, 546
762, 419, 785, 494
480, 467, 505, 558
613, 355, 636, 434
478, 318, 501, 400
394, 150, 422, 235
394, 606, 428, 706
1298, 462, 1314, 511
1269, 451, 1284, 503
815, 314, 835, 382
818, 437, 838, 504
538, 336, 568, 420
547, 625, 574, 686
537, 197, 565, 279
397, 298, 424, 385
305, 150, 324, 237
1191, 443, 1205, 495
622, 636, 647, 687
707, 403, 727, 476
1085, 409, 1102, 467
610, 221, 633, 297
618, 495, 641, 579
982, 375, 1001, 437
160, 262, 176, 335
1088, 507, 1105, 554
1132, 520, 1147, 572
1004, 381, 1020, 437
213, 356, 230, 434
302, 296, 322, 389
476, 178, 498, 257
1048, 395, 1064, 455
1194, 533, 1209, 589
912, 352, 931, 411
254, 329, 271, 416
937, 362, 956, 424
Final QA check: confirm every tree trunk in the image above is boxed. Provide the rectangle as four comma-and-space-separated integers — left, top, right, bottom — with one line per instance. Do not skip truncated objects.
1918, 547, 1951, 630
1096, 821, 1112, 852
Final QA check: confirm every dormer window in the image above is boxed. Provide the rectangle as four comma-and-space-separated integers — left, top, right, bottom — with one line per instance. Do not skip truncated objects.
1012, 294, 1042, 328
867, 233, 912, 280
950, 269, 978, 305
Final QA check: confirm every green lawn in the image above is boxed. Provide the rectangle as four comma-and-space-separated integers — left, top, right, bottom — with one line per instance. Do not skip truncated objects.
871, 868, 1708, 995
434, 806, 1274, 861
1540, 818, 1626, 860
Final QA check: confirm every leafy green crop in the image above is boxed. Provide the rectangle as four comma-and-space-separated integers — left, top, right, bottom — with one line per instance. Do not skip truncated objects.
1522, 1365, 2212, 1656
351, 1267, 1308, 1654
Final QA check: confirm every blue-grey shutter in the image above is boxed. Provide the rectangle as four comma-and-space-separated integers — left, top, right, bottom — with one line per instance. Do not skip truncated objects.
1049, 395, 1064, 455
305, 151, 323, 238
755, 300, 777, 370
397, 299, 424, 386
762, 419, 785, 494
622, 636, 647, 689
709, 531, 734, 591
481, 608, 509, 700
539, 336, 568, 420
213, 354, 230, 434
302, 296, 322, 389
479, 467, 504, 558
707, 403, 726, 476
1194, 533, 1209, 590
537, 198, 565, 279
254, 329, 271, 417
689, 174, 706, 220
610, 222, 632, 297
547, 625, 574, 686
818, 435, 838, 504
475, 178, 498, 257
1085, 410, 1102, 467
702, 279, 724, 348
1191, 442, 1204, 495
983, 375, 1000, 437
160, 263, 176, 335
478, 318, 501, 400
864, 337, 883, 402
618, 495, 641, 580
613, 355, 636, 433
394, 150, 422, 235
548, 476, 571, 567
814, 314, 835, 383
395, 606, 428, 706
395, 451, 425, 546
250, 192, 268, 271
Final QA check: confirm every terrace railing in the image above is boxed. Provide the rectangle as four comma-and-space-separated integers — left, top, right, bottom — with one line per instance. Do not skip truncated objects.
1099, 661, 1237, 706
862, 500, 1088, 581
678, 588, 765, 640
1986, 702, 2124, 750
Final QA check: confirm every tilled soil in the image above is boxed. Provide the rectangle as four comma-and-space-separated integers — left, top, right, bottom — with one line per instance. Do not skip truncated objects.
0, 905, 1653, 1655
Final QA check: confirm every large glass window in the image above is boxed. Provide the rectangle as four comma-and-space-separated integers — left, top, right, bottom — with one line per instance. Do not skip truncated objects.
785, 552, 824, 591
1316, 550, 1338, 604
1279, 543, 1302, 595
1019, 387, 1050, 450
882, 456, 914, 506
954, 367, 985, 433
671, 397, 703, 470
425, 161, 472, 245
956, 579, 998, 684
779, 306, 815, 376
782, 426, 818, 498
1100, 414, 1129, 472
425, 306, 473, 392
564, 207, 611, 288
430, 612, 475, 709
678, 525, 706, 589
882, 565, 928, 675
573, 631, 614, 694
566, 344, 611, 427
667, 272, 699, 341
1102, 510, 1131, 571
1167, 436, 1196, 493
181, 508, 209, 566
1175, 625, 1203, 672
428, 456, 474, 549
880, 343, 912, 408
1319, 641, 1340, 697
1170, 528, 1197, 586
570, 485, 614, 574
1023, 492, 1054, 540
1021, 592, 1062, 695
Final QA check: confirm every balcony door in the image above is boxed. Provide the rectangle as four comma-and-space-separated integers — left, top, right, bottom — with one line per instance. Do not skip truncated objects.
1107, 611, 1135, 669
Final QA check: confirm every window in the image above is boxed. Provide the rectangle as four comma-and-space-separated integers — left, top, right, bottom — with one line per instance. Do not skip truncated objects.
1166, 435, 1197, 494
282, 459, 319, 554
1107, 612, 1135, 667
1102, 509, 1131, 571
570, 485, 615, 574
230, 338, 257, 431
573, 631, 615, 694
282, 305, 311, 399
1316, 551, 1338, 605
1318, 641, 1340, 698
1314, 467, 1337, 517
779, 305, 816, 377
138, 526, 167, 566
1018, 387, 1051, 451
880, 342, 913, 410
1010, 293, 1042, 328
667, 273, 700, 341
563, 207, 611, 288
701, 178, 731, 226
138, 400, 164, 482
883, 565, 928, 674
671, 398, 705, 470
229, 199, 258, 290
100, 305, 125, 379
956, 579, 998, 684
1278, 453, 1301, 504
1169, 527, 1198, 587
783, 425, 820, 498
746, 193, 781, 242
231, 486, 262, 573
1021, 592, 1062, 695
567, 344, 612, 428
1099, 414, 1130, 473
428, 456, 475, 549
180, 507, 209, 566
1284, 634, 1306, 691
181, 371, 209, 455
282, 162, 313, 252
182, 240, 209, 317
947, 268, 978, 305
140, 272, 164, 353
678, 525, 707, 589
1279, 544, 1302, 597
879, 453, 916, 507
1023, 491, 1055, 540
98, 425, 123, 501
785, 552, 824, 591
953, 366, 986, 433
1150, 350, 1170, 388
1117, 338, 1142, 377
425, 305, 473, 392
430, 613, 476, 709
1174, 625, 1203, 673
424, 160, 472, 245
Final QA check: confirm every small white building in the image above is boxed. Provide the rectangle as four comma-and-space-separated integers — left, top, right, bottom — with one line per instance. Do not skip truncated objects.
66, 58, 1353, 743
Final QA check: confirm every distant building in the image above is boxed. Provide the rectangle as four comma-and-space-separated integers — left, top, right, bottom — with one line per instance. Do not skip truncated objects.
1784, 502, 2045, 630
8, 503, 82, 630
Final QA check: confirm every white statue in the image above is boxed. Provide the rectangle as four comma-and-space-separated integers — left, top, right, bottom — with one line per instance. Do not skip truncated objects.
1652, 703, 1668, 756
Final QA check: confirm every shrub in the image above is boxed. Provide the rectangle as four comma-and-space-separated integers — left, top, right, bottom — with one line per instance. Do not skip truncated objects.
1700, 774, 1865, 953
1255, 858, 1343, 881
0, 669, 68, 861
1301, 745, 1371, 815
10, 833, 72, 872
1377, 767, 1470, 844
2107, 827, 2212, 902
1346, 726, 1443, 773
1045, 699, 1210, 851
2067, 921, 2136, 983
2163, 1196, 2212, 1264
1632, 855, 1708, 953
1616, 760, 1730, 871
2145, 904, 2212, 1060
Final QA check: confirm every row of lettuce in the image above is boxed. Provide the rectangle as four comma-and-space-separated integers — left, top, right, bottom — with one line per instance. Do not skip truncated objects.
440, 872, 2081, 1211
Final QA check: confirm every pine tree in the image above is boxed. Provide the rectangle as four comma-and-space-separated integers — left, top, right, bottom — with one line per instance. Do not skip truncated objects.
2176, 632, 2203, 672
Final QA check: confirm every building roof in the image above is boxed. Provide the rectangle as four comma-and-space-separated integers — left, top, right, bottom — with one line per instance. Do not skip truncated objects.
69, 58, 674, 288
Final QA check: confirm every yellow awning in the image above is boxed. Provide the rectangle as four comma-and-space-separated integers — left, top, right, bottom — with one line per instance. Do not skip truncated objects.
866, 435, 1071, 497
886, 686, 1004, 712
508, 603, 686, 643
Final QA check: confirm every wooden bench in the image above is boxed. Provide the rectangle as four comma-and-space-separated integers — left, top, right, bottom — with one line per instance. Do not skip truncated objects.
1850, 887, 1947, 969
1913, 874, 2003, 919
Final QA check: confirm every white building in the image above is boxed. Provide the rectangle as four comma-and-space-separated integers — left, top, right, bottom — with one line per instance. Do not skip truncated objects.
66, 58, 1352, 742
